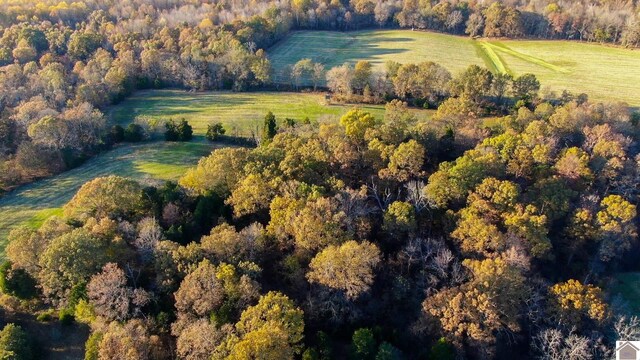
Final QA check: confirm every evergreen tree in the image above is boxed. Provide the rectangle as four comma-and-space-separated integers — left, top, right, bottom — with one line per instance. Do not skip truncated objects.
262, 111, 277, 145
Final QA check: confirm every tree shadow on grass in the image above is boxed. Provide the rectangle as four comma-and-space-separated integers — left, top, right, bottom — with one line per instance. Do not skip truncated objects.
0, 310, 90, 360
270, 32, 415, 85
111, 91, 256, 124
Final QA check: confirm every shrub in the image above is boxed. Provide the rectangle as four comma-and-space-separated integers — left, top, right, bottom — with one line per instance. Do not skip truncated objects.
429, 337, 455, 360
316, 331, 333, 360
74, 299, 96, 324
58, 308, 75, 325
376, 342, 404, 360
165, 120, 179, 141
352, 328, 376, 359
302, 348, 319, 360
284, 118, 296, 128
165, 119, 192, 141
261, 111, 277, 145
124, 123, 145, 142
36, 311, 54, 322
84, 332, 103, 360
109, 125, 125, 143
0, 261, 38, 299
177, 119, 193, 141
206, 123, 225, 141
0, 323, 33, 359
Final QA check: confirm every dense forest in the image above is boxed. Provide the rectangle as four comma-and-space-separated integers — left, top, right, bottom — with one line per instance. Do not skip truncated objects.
1, 0, 640, 359
2, 87, 639, 359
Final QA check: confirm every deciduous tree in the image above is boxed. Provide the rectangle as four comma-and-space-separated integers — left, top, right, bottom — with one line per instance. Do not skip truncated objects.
63, 176, 150, 221
179, 148, 250, 196
87, 263, 150, 322
0, 323, 32, 360
307, 241, 381, 299
548, 279, 608, 327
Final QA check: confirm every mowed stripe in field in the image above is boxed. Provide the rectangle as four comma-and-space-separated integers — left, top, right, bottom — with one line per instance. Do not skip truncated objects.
268, 30, 640, 106
493, 40, 640, 105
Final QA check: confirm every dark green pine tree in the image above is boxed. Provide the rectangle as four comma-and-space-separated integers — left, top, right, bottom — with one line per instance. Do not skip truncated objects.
261, 111, 277, 145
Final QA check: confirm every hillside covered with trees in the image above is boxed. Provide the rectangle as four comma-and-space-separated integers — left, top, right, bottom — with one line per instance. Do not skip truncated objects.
0, 0, 639, 359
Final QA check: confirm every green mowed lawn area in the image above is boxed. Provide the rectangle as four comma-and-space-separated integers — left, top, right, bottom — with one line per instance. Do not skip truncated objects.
486, 40, 640, 107
268, 30, 640, 106
1, 91, 430, 258
269, 30, 485, 83
0, 141, 215, 259
109, 90, 411, 137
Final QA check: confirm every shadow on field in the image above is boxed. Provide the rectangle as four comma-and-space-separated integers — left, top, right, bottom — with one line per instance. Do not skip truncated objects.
0, 309, 89, 359
112, 92, 256, 124
336, 34, 412, 65
269, 31, 415, 83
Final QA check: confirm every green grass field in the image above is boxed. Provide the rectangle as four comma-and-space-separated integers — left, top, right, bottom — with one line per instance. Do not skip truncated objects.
0, 142, 215, 259
109, 90, 403, 137
268, 30, 640, 106
269, 30, 485, 82
1, 91, 429, 258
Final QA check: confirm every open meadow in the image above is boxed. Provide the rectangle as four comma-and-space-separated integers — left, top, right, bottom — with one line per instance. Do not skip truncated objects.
268, 30, 640, 106
109, 90, 405, 137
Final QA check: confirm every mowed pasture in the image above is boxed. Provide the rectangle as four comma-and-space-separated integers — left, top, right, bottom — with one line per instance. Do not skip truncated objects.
109, 90, 404, 137
268, 30, 640, 106
0, 91, 430, 258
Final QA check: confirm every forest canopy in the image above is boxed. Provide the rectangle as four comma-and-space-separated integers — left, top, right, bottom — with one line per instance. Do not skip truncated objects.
0, 0, 639, 359
2, 93, 639, 358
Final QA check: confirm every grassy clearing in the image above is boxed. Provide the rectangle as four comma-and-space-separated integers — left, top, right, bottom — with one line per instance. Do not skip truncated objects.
109, 90, 401, 137
2, 91, 429, 258
269, 30, 485, 83
268, 30, 640, 106
489, 40, 640, 106
0, 142, 215, 259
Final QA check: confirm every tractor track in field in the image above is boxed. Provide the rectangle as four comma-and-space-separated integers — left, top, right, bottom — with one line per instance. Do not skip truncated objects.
476, 40, 571, 74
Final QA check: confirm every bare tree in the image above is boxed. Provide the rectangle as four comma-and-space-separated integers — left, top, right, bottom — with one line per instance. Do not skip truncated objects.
615, 316, 640, 340
135, 217, 163, 262
311, 62, 325, 91
87, 263, 150, 322
326, 63, 354, 97
405, 180, 427, 213
532, 328, 592, 360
